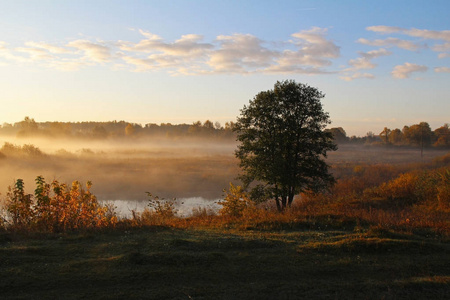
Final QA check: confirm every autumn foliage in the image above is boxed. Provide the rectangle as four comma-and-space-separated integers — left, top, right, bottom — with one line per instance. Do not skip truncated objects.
2, 176, 117, 232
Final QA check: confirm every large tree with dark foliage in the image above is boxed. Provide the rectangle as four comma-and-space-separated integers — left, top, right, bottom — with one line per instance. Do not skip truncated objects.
234, 80, 337, 210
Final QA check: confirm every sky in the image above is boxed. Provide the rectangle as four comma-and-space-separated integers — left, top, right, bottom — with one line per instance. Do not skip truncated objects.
0, 0, 449, 136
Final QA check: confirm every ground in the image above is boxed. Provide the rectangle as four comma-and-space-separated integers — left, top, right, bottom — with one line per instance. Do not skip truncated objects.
0, 226, 448, 299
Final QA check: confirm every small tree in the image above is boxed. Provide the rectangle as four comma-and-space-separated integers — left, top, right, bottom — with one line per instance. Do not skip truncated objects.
234, 80, 336, 210
6, 179, 34, 228
219, 183, 253, 217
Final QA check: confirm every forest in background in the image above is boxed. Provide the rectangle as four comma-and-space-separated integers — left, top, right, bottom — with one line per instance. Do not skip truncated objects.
1, 117, 449, 148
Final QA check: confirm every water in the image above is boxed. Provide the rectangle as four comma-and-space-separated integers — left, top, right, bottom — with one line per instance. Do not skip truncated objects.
102, 197, 221, 219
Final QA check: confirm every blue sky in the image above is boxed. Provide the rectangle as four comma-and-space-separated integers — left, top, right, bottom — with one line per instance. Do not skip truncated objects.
0, 0, 449, 135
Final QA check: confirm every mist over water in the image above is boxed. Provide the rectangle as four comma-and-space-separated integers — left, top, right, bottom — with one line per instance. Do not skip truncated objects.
103, 197, 222, 219
1, 134, 447, 208
0, 135, 239, 202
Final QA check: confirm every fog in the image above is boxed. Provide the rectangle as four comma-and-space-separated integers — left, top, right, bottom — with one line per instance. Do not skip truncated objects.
0, 135, 240, 204
1, 135, 447, 216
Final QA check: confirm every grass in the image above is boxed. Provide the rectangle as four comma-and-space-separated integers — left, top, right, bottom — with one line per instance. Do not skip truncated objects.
0, 225, 448, 299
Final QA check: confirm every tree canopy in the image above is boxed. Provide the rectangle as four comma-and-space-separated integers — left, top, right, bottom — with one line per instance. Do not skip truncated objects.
234, 80, 337, 210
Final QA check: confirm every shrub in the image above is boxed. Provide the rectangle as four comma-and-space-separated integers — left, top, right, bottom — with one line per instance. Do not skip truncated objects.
0, 142, 44, 158
6, 179, 34, 228
437, 170, 450, 210
2, 177, 117, 232
147, 193, 177, 218
219, 183, 254, 217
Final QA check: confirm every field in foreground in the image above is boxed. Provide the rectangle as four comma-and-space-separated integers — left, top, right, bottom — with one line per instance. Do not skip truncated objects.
0, 226, 448, 299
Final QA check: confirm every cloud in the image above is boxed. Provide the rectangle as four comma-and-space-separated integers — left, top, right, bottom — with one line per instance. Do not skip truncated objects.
16, 47, 54, 60
121, 55, 158, 72
339, 72, 375, 81
364, 26, 450, 59
391, 62, 428, 79
24, 42, 70, 54
359, 48, 392, 59
0, 42, 29, 63
208, 34, 277, 73
433, 43, 450, 52
263, 27, 340, 74
120, 27, 340, 74
118, 30, 217, 73
0, 41, 8, 50
348, 57, 376, 70
121, 30, 213, 58
66, 40, 112, 62
358, 37, 421, 51
367, 26, 450, 42
291, 27, 340, 58
406, 28, 450, 42
366, 26, 403, 34
432, 43, 450, 59
345, 48, 391, 73
435, 67, 450, 73
0, 27, 339, 75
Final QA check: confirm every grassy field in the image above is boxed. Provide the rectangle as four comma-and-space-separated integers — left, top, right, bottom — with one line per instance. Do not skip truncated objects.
0, 225, 448, 299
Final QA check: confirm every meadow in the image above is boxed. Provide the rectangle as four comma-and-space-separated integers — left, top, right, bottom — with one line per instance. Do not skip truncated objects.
0, 136, 449, 299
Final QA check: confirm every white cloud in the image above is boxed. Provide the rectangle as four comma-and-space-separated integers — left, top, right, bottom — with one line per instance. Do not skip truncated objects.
391, 62, 428, 79
0, 28, 341, 75
432, 43, 450, 59
367, 26, 450, 42
16, 47, 53, 60
366, 26, 403, 34
121, 30, 213, 58
66, 40, 111, 62
0, 41, 8, 50
406, 28, 450, 42
357, 37, 421, 51
121, 56, 157, 71
339, 72, 375, 81
348, 57, 376, 70
0, 42, 29, 63
364, 26, 450, 60
345, 48, 391, 71
264, 27, 340, 74
291, 27, 340, 58
359, 48, 392, 59
433, 43, 450, 52
207, 34, 277, 73
24, 42, 70, 54
435, 67, 450, 73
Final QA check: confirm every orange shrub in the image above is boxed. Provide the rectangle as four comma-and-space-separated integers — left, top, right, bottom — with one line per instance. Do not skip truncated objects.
3, 177, 117, 232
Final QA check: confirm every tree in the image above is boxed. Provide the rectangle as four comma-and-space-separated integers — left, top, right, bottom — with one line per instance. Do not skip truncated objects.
388, 128, 404, 145
17, 116, 39, 137
403, 122, 432, 147
234, 80, 337, 211
326, 127, 348, 144
434, 124, 450, 147
125, 123, 135, 136
379, 127, 391, 144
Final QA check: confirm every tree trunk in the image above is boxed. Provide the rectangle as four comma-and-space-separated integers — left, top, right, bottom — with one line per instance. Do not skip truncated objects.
275, 196, 281, 212
288, 193, 294, 207
281, 196, 287, 210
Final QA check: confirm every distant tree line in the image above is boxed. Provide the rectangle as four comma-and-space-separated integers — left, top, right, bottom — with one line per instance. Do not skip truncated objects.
0, 117, 236, 140
326, 122, 450, 148
1, 117, 449, 148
